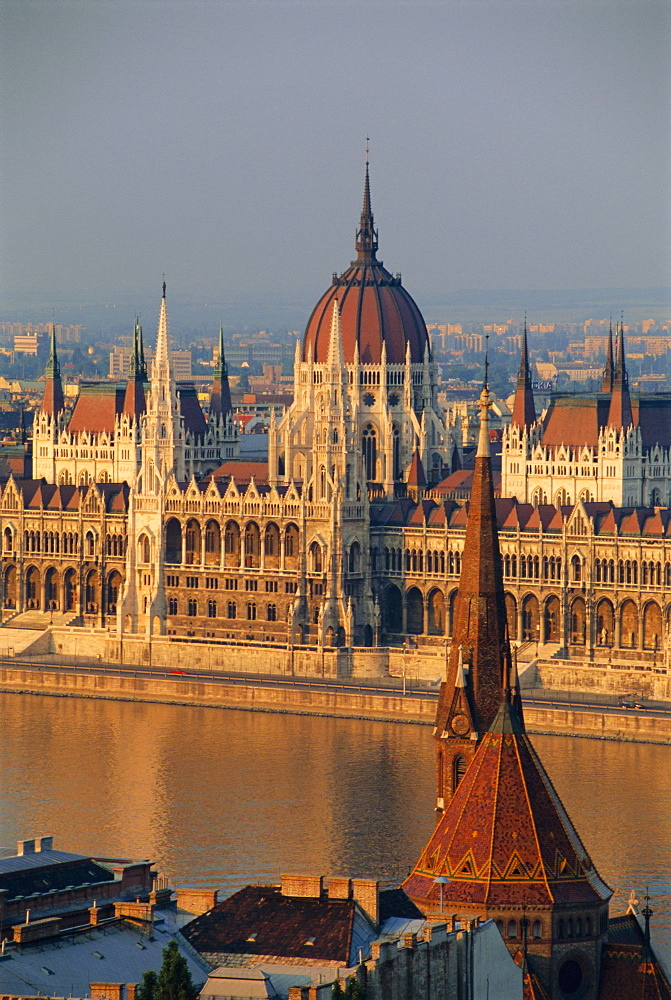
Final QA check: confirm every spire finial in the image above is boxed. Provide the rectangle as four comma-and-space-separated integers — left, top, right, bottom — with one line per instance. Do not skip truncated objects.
355, 149, 378, 264
162, 277, 166, 299
476, 339, 491, 459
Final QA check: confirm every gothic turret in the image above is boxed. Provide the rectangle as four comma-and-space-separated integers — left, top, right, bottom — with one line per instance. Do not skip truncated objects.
433, 377, 515, 812
123, 319, 147, 419
210, 326, 233, 420
601, 321, 614, 393
511, 321, 536, 429
607, 324, 633, 430
41, 324, 64, 416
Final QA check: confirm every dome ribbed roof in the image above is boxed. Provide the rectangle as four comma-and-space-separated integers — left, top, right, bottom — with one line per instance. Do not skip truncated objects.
302, 165, 429, 365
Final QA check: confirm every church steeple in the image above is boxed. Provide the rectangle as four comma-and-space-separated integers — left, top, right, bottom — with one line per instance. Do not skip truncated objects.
601, 320, 615, 393
433, 375, 515, 812
210, 325, 233, 419
354, 146, 379, 264
511, 320, 536, 429
607, 322, 633, 430
41, 323, 64, 416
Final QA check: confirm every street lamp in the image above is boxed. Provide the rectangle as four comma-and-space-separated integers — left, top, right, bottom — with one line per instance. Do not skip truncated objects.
433, 875, 450, 914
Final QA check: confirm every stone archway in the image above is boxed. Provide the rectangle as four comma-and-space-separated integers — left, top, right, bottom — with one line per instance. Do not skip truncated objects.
596, 599, 614, 647
406, 587, 424, 635
521, 594, 539, 642
427, 588, 446, 635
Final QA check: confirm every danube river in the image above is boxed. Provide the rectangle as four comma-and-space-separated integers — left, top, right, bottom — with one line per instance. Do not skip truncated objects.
0, 692, 669, 964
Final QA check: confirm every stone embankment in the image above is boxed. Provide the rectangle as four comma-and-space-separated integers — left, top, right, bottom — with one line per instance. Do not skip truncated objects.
0, 626, 670, 742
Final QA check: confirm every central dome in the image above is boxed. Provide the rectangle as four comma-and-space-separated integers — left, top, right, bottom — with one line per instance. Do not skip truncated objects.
302, 166, 430, 365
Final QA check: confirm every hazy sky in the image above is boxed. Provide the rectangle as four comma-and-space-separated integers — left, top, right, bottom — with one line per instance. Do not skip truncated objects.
2, 0, 670, 320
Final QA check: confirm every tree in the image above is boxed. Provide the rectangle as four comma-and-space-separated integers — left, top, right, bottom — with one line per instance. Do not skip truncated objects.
344, 976, 364, 1000
138, 940, 199, 1000
137, 969, 157, 1000
331, 978, 344, 1000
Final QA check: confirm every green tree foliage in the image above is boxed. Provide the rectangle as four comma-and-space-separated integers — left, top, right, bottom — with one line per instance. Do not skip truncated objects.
155, 939, 199, 1000
136, 940, 199, 1000
137, 969, 157, 1000
344, 976, 364, 1000
331, 978, 344, 1000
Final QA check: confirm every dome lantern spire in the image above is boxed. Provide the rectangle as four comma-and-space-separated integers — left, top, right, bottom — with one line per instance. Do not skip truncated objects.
355, 141, 378, 264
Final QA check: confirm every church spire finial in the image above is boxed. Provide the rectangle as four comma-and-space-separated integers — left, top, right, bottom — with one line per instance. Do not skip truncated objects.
355, 144, 379, 264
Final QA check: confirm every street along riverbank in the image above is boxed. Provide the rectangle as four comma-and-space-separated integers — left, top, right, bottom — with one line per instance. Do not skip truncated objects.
1, 658, 670, 744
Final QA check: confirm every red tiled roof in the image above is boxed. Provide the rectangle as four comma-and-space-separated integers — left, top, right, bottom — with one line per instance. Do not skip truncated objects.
403, 704, 611, 913
209, 461, 269, 484
69, 385, 126, 433
598, 944, 671, 999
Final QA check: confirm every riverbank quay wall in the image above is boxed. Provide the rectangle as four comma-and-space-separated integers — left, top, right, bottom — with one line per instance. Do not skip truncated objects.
2, 659, 671, 742
11, 626, 671, 697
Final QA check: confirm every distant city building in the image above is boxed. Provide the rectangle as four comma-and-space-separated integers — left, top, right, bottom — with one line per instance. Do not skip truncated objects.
110, 344, 192, 379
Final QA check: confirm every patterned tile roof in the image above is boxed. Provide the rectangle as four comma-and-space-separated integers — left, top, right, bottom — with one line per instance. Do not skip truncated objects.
403, 702, 611, 912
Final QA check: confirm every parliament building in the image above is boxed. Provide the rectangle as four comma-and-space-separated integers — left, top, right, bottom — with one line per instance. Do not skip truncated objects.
2, 168, 671, 676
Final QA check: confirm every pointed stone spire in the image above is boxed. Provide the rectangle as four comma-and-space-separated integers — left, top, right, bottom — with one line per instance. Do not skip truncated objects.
210, 325, 233, 419
152, 280, 172, 383
41, 323, 64, 415
326, 300, 345, 371
433, 372, 513, 810
607, 322, 633, 429
601, 319, 614, 393
354, 146, 379, 264
511, 320, 536, 429
123, 318, 147, 418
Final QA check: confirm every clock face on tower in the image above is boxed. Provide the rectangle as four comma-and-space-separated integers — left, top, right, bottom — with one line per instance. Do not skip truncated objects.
451, 713, 471, 737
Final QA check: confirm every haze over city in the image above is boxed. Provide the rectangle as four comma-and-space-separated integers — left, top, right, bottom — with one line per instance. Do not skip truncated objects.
2, 0, 670, 331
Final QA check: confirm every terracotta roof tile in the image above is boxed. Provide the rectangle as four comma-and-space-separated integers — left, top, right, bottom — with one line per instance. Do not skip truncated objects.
69, 384, 126, 434
403, 723, 611, 914
209, 461, 269, 484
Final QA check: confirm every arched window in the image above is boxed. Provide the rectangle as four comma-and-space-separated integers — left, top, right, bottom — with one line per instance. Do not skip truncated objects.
507, 920, 517, 940
362, 424, 377, 481
571, 555, 582, 582
309, 542, 323, 574
452, 755, 467, 792
247, 602, 257, 620
227, 601, 237, 619
532, 920, 542, 940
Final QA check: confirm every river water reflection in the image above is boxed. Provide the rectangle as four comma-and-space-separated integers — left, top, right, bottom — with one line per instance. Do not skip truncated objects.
0, 693, 669, 964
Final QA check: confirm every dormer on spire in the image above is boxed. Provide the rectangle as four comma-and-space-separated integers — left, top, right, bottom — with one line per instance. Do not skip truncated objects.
210, 325, 233, 419
601, 319, 614, 393
511, 320, 536, 429
607, 322, 633, 430
354, 154, 379, 264
41, 323, 64, 416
